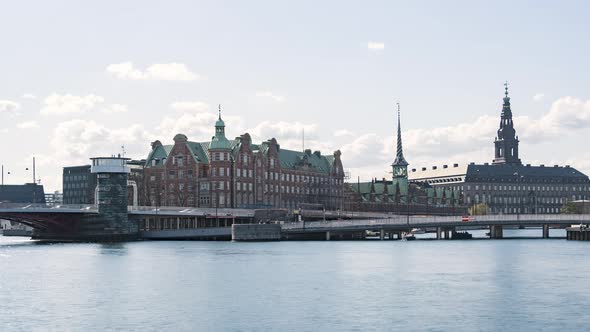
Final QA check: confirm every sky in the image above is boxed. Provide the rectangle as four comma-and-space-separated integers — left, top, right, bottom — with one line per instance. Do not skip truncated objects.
1, 0, 589, 192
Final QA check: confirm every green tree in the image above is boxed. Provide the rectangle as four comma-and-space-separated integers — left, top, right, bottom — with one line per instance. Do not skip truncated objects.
469, 203, 489, 216
561, 201, 578, 214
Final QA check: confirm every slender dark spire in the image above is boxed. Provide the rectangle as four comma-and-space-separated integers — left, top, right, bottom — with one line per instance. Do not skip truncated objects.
218, 104, 222, 120
393, 102, 408, 166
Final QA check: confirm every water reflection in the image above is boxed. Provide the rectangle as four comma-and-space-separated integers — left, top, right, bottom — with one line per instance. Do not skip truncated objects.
99, 242, 128, 256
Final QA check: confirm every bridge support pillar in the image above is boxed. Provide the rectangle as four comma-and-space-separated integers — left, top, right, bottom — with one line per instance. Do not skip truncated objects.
436, 227, 441, 240
326, 231, 331, 241
380, 229, 385, 240
443, 229, 450, 240
490, 225, 503, 239
543, 224, 550, 239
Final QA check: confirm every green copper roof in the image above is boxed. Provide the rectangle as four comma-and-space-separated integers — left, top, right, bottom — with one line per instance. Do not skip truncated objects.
145, 144, 173, 166
278, 150, 334, 173
145, 138, 336, 175
210, 136, 232, 150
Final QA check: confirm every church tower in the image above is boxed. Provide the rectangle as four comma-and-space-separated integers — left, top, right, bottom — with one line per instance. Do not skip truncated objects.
493, 82, 522, 165
392, 103, 409, 192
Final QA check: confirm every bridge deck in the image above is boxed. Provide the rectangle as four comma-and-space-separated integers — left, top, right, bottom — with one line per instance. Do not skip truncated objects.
283, 214, 590, 233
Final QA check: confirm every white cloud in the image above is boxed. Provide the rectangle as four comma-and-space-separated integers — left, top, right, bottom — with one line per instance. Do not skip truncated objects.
101, 104, 129, 114
170, 101, 210, 112
40, 93, 105, 116
16, 121, 39, 129
0, 100, 21, 114
50, 119, 151, 160
21, 93, 37, 100
367, 41, 385, 50
533, 93, 545, 102
333, 129, 355, 137
157, 112, 222, 141
249, 121, 316, 142
106, 62, 199, 81
340, 133, 389, 168
255, 91, 285, 102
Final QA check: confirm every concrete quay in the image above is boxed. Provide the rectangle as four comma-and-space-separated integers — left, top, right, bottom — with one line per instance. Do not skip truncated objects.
231, 224, 281, 241
566, 226, 590, 241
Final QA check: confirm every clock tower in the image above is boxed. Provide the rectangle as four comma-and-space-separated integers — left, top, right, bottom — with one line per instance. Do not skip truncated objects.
392, 103, 409, 192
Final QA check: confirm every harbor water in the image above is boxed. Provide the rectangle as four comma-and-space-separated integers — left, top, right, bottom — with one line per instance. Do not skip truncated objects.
1, 231, 589, 332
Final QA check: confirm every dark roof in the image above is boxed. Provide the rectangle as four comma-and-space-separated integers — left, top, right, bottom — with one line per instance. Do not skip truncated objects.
466, 163, 589, 182
145, 139, 336, 174
0, 184, 46, 203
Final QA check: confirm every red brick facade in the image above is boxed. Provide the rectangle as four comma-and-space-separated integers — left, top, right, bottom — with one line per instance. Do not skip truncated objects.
139, 118, 344, 210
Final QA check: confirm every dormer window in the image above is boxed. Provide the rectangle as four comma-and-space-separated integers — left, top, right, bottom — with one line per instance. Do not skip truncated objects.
174, 155, 184, 167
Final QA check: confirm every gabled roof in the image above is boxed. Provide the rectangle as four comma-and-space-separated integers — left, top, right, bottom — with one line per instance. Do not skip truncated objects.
278, 150, 334, 173
145, 138, 336, 174
145, 144, 174, 167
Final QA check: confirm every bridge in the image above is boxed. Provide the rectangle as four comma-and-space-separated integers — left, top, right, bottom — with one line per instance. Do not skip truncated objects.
1, 201, 588, 241
282, 214, 590, 240
0, 203, 260, 241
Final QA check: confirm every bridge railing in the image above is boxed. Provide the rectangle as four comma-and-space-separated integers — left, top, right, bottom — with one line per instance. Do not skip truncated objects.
0, 202, 97, 211
282, 214, 590, 230
128, 205, 256, 217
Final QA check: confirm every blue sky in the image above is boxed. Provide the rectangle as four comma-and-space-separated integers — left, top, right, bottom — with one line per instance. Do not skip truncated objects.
1, 0, 589, 191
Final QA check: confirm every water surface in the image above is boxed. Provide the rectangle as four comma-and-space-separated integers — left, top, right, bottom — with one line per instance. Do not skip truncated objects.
1, 233, 589, 331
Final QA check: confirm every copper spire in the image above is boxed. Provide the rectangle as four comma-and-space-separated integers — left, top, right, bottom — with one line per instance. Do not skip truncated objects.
393, 102, 408, 166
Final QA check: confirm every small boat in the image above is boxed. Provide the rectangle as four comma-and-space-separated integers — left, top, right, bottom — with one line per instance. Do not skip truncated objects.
411, 228, 426, 234
402, 233, 416, 241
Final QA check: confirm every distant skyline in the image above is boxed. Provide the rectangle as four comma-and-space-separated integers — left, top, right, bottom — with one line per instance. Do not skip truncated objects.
1, 0, 589, 191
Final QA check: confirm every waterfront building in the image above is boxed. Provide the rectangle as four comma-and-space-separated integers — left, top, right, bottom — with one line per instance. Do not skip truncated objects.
0, 183, 46, 204
62, 165, 96, 204
348, 105, 462, 215
140, 108, 345, 210
409, 83, 590, 214
44, 191, 63, 206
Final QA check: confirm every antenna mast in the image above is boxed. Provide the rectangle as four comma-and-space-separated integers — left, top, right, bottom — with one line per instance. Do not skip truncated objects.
302, 128, 305, 152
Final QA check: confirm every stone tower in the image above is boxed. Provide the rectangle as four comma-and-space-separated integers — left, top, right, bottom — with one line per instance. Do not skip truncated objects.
90, 156, 137, 239
493, 82, 522, 165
